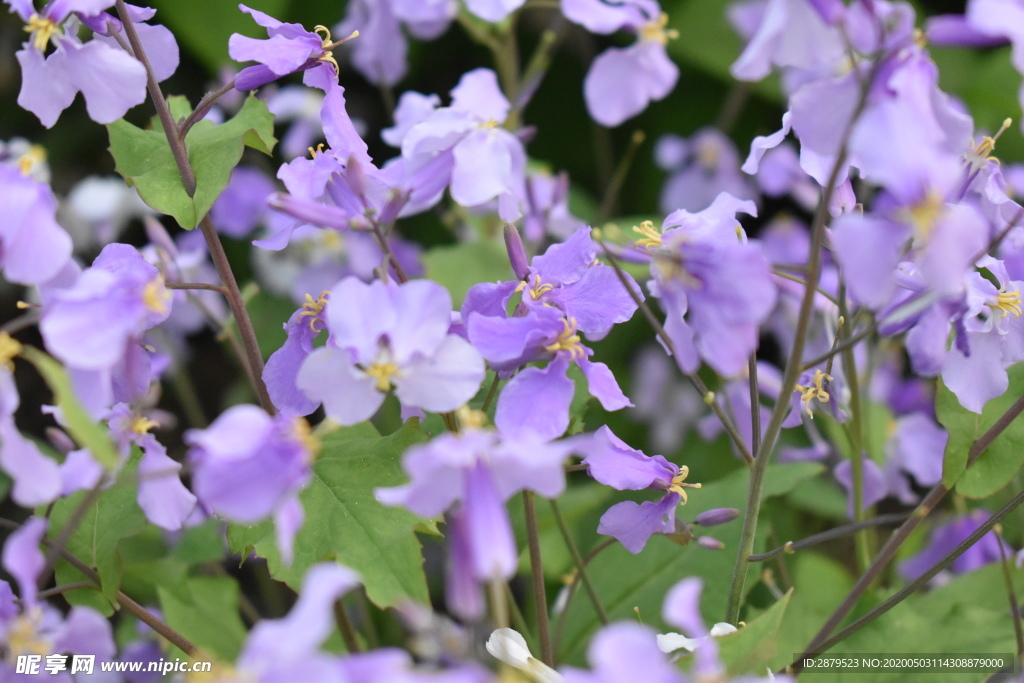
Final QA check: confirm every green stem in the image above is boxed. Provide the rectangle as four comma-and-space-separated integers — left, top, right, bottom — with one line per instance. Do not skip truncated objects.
597, 130, 645, 221
523, 491, 554, 666
550, 499, 608, 625
795, 487, 1024, 669
837, 286, 872, 574
996, 527, 1024, 657
333, 599, 363, 653
747, 512, 910, 562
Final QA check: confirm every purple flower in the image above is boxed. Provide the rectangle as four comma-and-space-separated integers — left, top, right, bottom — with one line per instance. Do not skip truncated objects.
7, 0, 159, 127
236, 563, 360, 682
294, 277, 485, 425
655, 129, 754, 214
40, 243, 171, 373
391, 68, 528, 220
229, 3, 349, 91
561, 622, 685, 683
900, 510, 1011, 582
0, 518, 116, 678
185, 405, 316, 563
963, 0, 1024, 134
581, 11, 679, 127
0, 358, 62, 507
640, 192, 777, 376
0, 165, 72, 286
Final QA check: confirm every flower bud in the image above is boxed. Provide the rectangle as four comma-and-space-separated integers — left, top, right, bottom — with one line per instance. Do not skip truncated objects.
503, 223, 530, 280
694, 507, 739, 527
697, 536, 725, 550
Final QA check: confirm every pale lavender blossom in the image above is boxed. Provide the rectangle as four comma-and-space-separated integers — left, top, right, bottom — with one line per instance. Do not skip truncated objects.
0, 165, 73, 286
295, 277, 484, 425
900, 510, 1011, 582
656, 129, 754, 214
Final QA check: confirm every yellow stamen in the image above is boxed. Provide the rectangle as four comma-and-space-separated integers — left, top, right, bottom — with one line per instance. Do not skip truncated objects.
667, 465, 701, 505
967, 118, 1013, 170
695, 139, 721, 170
313, 25, 357, 74
544, 318, 586, 360
478, 117, 499, 129
514, 274, 555, 301
0, 333, 23, 371
455, 405, 487, 429
365, 361, 400, 392
902, 190, 944, 244
24, 14, 59, 52
793, 369, 833, 418
142, 277, 171, 315
7, 609, 52, 658
988, 287, 1023, 319
308, 142, 326, 158
639, 12, 678, 45
632, 220, 662, 249
17, 144, 46, 176
130, 415, 159, 435
298, 291, 330, 332
292, 417, 321, 458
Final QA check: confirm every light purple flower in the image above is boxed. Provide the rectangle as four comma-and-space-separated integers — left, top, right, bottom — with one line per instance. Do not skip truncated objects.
0, 165, 72, 286
900, 510, 1011, 582
561, 622, 685, 683
295, 277, 484, 425
185, 404, 316, 563
656, 129, 754, 214
8, 0, 159, 127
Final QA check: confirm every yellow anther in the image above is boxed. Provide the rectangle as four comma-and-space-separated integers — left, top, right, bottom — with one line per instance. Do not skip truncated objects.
365, 361, 400, 392
967, 118, 1013, 170
17, 144, 46, 176
142, 277, 171, 315
543, 318, 586, 360
0, 333, 23, 371
793, 369, 833, 418
129, 415, 159, 435
24, 14, 59, 52
7, 609, 52, 658
515, 274, 555, 301
478, 117, 499, 129
667, 465, 701, 505
292, 417, 321, 458
902, 190, 944, 244
313, 25, 357, 75
695, 140, 721, 170
988, 287, 1023, 320
913, 27, 927, 48
456, 405, 487, 429
307, 142, 326, 158
298, 291, 330, 332
633, 220, 662, 249
639, 13, 678, 45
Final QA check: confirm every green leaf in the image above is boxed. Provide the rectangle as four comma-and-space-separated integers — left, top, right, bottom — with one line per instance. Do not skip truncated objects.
49, 452, 148, 614
227, 421, 432, 608
717, 589, 792, 677
423, 240, 514, 307
21, 347, 118, 470
557, 462, 823, 665
158, 576, 248, 661
938, 364, 1024, 499
107, 95, 276, 229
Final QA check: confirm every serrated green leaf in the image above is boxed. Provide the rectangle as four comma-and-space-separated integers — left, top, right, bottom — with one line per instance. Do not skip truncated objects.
557, 462, 823, 665
158, 576, 248, 661
49, 452, 147, 613
718, 589, 792, 676
107, 95, 276, 229
227, 421, 432, 608
21, 347, 118, 470
938, 364, 1024, 499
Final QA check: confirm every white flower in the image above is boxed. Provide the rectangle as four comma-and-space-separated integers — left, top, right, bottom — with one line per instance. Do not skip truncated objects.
486, 628, 563, 683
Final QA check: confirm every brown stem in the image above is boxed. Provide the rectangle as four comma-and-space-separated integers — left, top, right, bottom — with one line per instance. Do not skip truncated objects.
747, 512, 911, 562
166, 282, 229, 295
523, 491, 554, 666
180, 79, 238, 138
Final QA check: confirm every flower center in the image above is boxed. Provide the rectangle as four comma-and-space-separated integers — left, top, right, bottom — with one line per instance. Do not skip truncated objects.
987, 286, 1023, 328
365, 361, 400, 392
639, 13, 678, 45
966, 117, 1012, 172
515, 274, 554, 301
0, 332, 23, 370
543, 317, 585, 360
24, 14, 59, 52
901, 190, 944, 245
314, 25, 359, 74
292, 417, 321, 458
794, 369, 833, 418
633, 220, 662, 249
142, 277, 171, 315
7, 609, 52, 658
667, 465, 701, 505
18, 144, 46, 176
130, 415, 159, 435
299, 291, 330, 332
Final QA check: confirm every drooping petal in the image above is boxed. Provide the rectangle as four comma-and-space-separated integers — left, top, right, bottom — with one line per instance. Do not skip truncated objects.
584, 41, 678, 128
494, 359, 574, 441
597, 493, 678, 554
296, 346, 383, 426
63, 39, 148, 124
136, 435, 196, 531
396, 335, 485, 412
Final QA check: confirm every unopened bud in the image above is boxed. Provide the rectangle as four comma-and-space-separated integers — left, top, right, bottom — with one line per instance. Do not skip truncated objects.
345, 155, 368, 198
697, 536, 725, 550
46, 427, 76, 454
503, 223, 531, 280
694, 508, 740, 527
